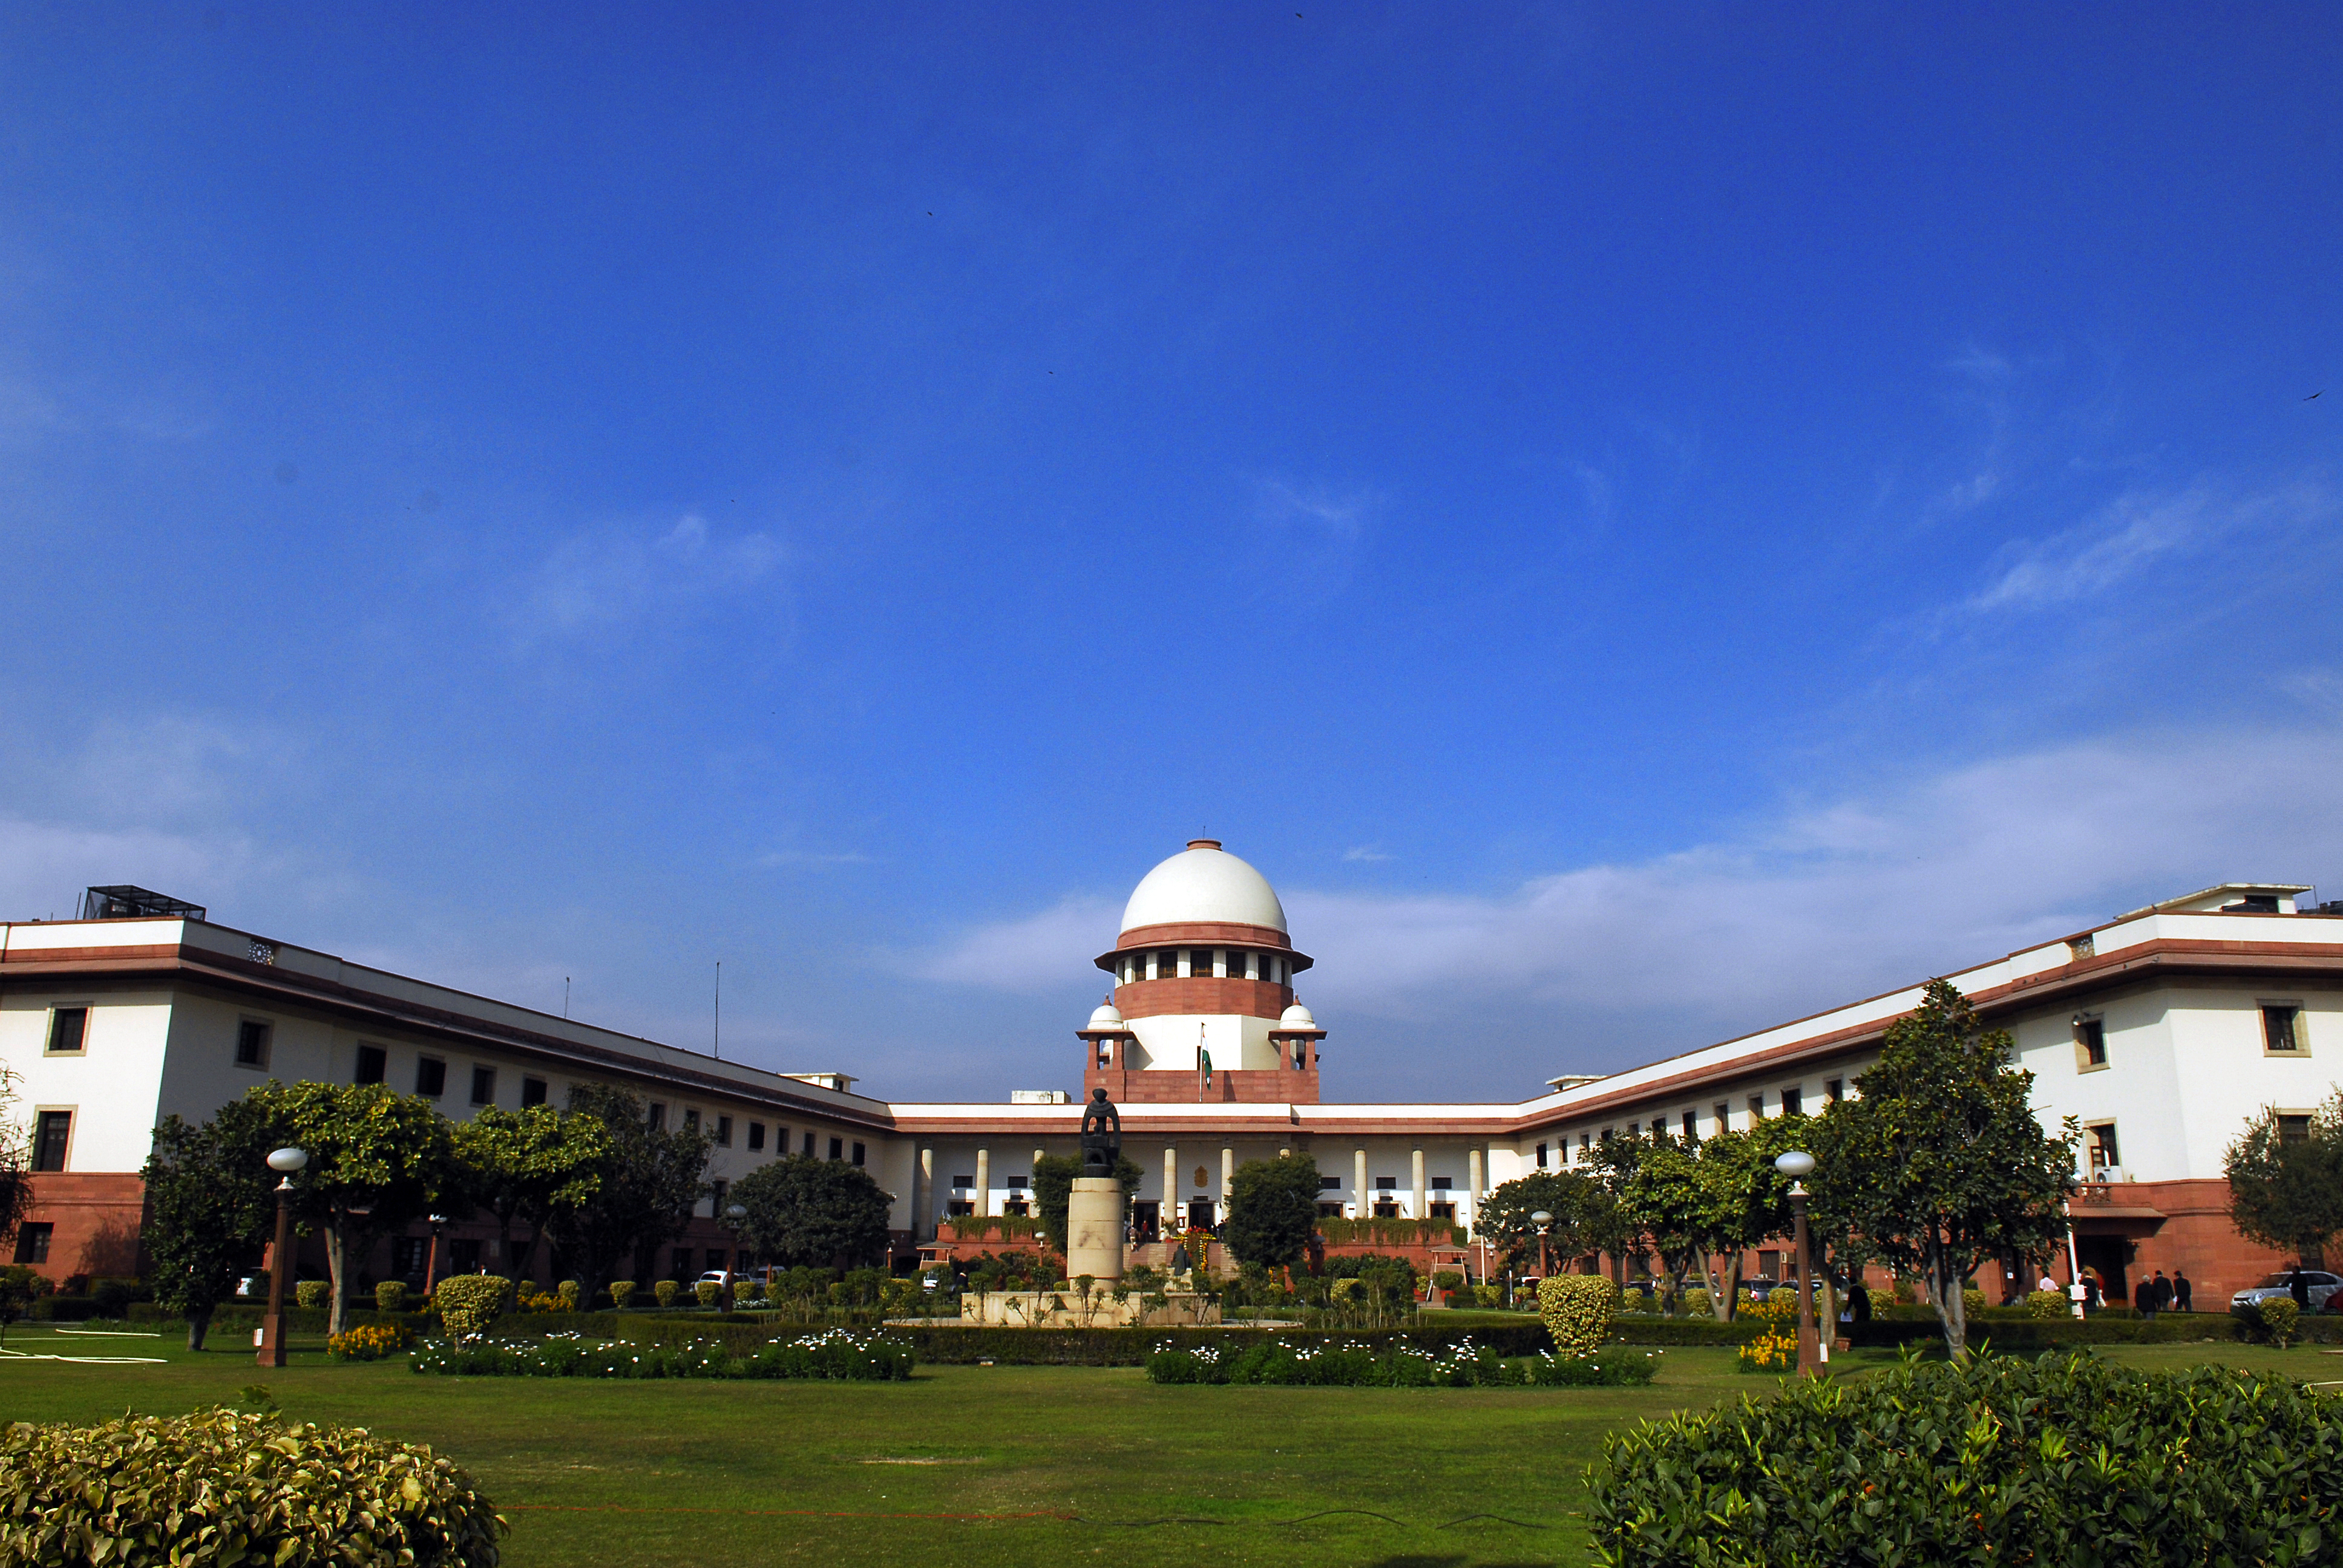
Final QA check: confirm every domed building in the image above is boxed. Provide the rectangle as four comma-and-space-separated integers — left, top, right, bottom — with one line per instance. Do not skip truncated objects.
1078, 840, 1327, 1102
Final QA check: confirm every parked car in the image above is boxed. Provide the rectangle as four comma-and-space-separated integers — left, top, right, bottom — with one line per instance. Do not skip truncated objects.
2230, 1270, 2342, 1314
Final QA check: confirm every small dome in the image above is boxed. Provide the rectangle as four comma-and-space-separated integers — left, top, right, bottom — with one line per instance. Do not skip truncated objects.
1121, 841, 1288, 934
1279, 1002, 1316, 1030
1087, 1002, 1126, 1031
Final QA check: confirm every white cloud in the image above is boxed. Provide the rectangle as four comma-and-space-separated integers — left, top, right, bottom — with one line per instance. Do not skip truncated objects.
0, 815, 256, 924
919, 725, 2343, 1062
1968, 482, 2330, 613
1343, 844, 1392, 862
511, 514, 784, 646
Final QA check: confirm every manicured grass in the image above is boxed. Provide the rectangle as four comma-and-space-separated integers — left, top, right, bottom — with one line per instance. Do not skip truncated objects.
2, 1326, 2332, 1567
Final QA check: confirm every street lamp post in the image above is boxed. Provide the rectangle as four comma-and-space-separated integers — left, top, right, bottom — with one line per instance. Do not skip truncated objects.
1532, 1210, 1553, 1282
720, 1203, 748, 1311
1774, 1151, 1821, 1376
256, 1146, 308, 1368
422, 1214, 447, 1297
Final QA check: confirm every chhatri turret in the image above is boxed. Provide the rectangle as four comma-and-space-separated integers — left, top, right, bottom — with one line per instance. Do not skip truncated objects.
1080, 839, 1322, 1103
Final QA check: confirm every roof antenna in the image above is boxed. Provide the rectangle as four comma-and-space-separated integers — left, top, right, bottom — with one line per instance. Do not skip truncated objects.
563, 977, 571, 1018
713, 961, 722, 1059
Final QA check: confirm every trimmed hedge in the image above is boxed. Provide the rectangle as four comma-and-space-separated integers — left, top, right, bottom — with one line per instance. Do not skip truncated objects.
0, 1408, 503, 1567
1539, 1274, 1619, 1358
1588, 1351, 2343, 1566
413, 1327, 913, 1380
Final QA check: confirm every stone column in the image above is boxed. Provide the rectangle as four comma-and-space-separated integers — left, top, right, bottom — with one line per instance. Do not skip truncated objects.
1468, 1146, 1484, 1198
1412, 1146, 1426, 1222
975, 1148, 991, 1219
1164, 1145, 1178, 1230
1221, 1148, 1234, 1212
1354, 1148, 1368, 1219
917, 1147, 934, 1241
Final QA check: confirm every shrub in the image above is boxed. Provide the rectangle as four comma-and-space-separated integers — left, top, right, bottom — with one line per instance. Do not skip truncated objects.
294, 1279, 330, 1310
1588, 1350, 2343, 1565
554, 1280, 579, 1310
608, 1280, 637, 1309
654, 1279, 680, 1308
411, 1327, 913, 1380
1537, 1273, 1617, 1358
2025, 1288, 2069, 1319
376, 1279, 410, 1313
2257, 1297, 2302, 1348
1472, 1284, 1502, 1308
327, 1321, 415, 1361
694, 1281, 722, 1307
1679, 1288, 1711, 1318
0, 1407, 503, 1566
90, 1277, 137, 1318
433, 1275, 510, 1342
1430, 1270, 1464, 1293
1962, 1287, 1987, 1319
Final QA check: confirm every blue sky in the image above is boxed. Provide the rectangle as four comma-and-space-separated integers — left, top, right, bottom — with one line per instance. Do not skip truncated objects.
4, 5, 2339, 1102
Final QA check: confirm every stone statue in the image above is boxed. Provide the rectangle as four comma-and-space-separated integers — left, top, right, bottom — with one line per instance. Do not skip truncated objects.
1079, 1086, 1122, 1175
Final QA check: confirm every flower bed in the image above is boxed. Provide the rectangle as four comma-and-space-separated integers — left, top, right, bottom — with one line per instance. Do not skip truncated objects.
328, 1321, 415, 1361
411, 1327, 914, 1380
1144, 1335, 1657, 1387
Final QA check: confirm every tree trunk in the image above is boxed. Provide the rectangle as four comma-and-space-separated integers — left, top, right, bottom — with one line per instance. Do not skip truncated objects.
1713, 1253, 1743, 1321
1926, 1250, 1968, 1359
323, 1222, 350, 1338
186, 1305, 212, 1351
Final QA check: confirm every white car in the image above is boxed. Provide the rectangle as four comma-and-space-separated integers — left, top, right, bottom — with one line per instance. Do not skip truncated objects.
2230, 1270, 2341, 1313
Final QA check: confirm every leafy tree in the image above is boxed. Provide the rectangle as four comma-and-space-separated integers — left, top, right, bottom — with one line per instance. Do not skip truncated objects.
141, 1101, 278, 1349
0, 1066, 34, 1257
1030, 1152, 1144, 1261
449, 1105, 611, 1282
732, 1154, 892, 1269
2224, 1090, 2343, 1266
1476, 1169, 1614, 1275
244, 1081, 457, 1336
1818, 980, 2079, 1358
1222, 1153, 1322, 1270
1612, 1135, 1732, 1315
545, 1084, 711, 1290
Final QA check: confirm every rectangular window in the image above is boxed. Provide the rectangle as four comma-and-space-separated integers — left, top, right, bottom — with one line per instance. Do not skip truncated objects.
33, 1110, 71, 1172
1781, 1086, 1803, 1117
1748, 1093, 1766, 1120
1429, 1201, 1457, 1220
710, 1179, 727, 1216
415, 1057, 446, 1097
1627, 1121, 1640, 1138
1430, 1175, 1452, 1190
1535, 1142, 1548, 1168
1714, 1100, 1731, 1129
13, 1222, 53, 1264
648, 1102, 667, 1130
2076, 1018, 2108, 1068
802, 1131, 815, 1155
2264, 1005, 2304, 1053
235, 1019, 272, 1070
355, 1044, 386, 1085
706, 1249, 728, 1272
45, 1007, 87, 1054
851, 1140, 866, 1166
952, 1174, 974, 1189
2279, 1114, 2313, 1146
683, 1108, 700, 1133
2087, 1123, 2120, 1172
1317, 1201, 1345, 1218
829, 1136, 844, 1161
671, 1247, 693, 1281
946, 1199, 975, 1216
747, 1121, 765, 1151
1600, 1126, 1614, 1143
1682, 1109, 1701, 1145
1320, 1175, 1342, 1190
715, 1116, 733, 1147
520, 1076, 547, 1106
470, 1066, 496, 1105
1374, 1175, 1397, 1190
1580, 1131, 1592, 1153
1824, 1079, 1843, 1103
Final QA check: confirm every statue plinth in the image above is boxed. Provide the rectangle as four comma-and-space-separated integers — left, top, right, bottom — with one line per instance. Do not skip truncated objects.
1065, 1175, 1126, 1284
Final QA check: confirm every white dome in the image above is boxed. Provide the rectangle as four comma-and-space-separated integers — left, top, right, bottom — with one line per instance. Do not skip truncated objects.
1120, 841, 1288, 935
1279, 1002, 1316, 1029
1087, 1002, 1126, 1031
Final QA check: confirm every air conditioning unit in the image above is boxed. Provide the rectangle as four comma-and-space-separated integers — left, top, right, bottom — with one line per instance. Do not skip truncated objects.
2094, 1166, 2129, 1183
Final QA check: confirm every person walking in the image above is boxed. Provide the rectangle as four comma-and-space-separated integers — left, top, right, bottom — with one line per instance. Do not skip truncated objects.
2141, 1270, 2168, 1320
2289, 1267, 2311, 1310
2172, 1269, 2192, 1313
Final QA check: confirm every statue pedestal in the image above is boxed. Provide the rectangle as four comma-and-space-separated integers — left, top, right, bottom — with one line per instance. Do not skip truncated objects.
1066, 1175, 1125, 1285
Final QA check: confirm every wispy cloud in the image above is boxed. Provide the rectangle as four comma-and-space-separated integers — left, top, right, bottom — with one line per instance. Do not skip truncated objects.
510, 514, 784, 647
756, 849, 875, 868
1343, 844, 1392, 862
914, 894, 1119, 995
1968, 482, 2328, 612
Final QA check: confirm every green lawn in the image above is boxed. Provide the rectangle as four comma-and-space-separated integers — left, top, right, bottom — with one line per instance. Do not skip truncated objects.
3, 1326, 2333, 1568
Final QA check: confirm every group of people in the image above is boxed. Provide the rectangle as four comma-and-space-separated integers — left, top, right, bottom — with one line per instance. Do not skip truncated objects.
2033, 1267, 2191, 1315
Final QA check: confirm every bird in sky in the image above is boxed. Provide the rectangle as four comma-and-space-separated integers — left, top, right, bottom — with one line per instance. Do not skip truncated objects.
2307, 391, 2324, 400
